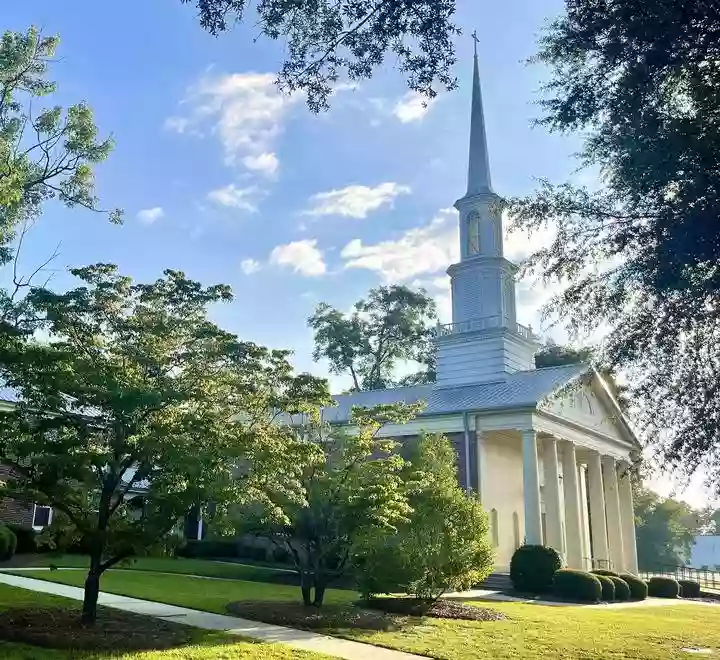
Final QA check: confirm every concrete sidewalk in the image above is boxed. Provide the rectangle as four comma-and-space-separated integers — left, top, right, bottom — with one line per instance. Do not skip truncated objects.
0, 572, 425, 660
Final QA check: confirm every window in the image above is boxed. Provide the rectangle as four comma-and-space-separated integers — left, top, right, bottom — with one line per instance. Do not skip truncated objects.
467, 211, 480, 255
513, 511, 521, 550
32, 505, 52, 528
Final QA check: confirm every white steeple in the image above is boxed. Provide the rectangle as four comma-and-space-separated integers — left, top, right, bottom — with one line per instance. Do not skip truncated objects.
434, 38, 538, 387
466, 33, 494, 197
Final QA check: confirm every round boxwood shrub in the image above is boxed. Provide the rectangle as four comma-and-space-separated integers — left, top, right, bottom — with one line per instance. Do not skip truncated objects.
0, 524, 17, 560
6, 525, 37, 554
510, 545, 563, 594
678, 579, 702, 599
619, 573, 648, 600
595, 574, 615, 601
591, 569, 620, 578
648, 576, 680, 599
553, 569, 602, 603
609, 576, 631, 601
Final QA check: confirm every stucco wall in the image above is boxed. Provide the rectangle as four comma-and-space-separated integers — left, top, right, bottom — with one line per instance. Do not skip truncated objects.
480, 430, 525, 570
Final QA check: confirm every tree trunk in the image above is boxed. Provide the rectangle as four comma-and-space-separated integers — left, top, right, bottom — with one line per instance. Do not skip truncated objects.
82, 569, 101, 625
300, 572, 313, 607
313, 578, 327, 608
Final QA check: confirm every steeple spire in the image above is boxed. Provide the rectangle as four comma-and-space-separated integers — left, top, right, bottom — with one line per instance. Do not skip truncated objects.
466, 32, 493, 196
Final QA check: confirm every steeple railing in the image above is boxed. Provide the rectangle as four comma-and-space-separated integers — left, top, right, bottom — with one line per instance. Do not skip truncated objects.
436, 317, 535, 340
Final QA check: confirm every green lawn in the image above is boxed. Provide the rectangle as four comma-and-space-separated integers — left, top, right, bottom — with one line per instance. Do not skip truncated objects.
16, 568, 356, 613
0, 582, 329, 660
20, 555, 295, 584
18, 568, 720, 659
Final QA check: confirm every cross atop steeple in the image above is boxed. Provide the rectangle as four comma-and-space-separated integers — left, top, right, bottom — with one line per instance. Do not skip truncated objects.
471, 30, 480, 56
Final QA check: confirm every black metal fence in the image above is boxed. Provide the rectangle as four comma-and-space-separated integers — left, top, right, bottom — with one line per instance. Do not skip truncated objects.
639, 565, 720, 589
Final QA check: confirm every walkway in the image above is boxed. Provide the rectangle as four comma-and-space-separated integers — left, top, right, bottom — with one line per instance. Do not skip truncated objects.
0, 572, 424, 660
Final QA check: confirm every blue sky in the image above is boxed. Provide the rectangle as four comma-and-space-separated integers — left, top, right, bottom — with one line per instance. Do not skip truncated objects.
3, 1, 712, 507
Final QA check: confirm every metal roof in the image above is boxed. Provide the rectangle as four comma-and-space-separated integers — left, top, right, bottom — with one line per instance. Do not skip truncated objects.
324, 363, 588, 423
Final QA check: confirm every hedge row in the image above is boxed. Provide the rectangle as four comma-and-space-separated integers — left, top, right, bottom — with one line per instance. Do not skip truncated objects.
177, 539, 292, 564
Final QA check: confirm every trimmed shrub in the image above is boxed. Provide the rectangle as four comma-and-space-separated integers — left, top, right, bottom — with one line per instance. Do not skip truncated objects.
0, 525, 17, 560
595, 574, 615, 601
678, 579, 702, 599
591, 569, 620, 578
553, 569, 602, 603
510, 545, 563, 594
6, 525, 37, 554
648, 576, 680, 599
610, 576, 631, 601
619, 573, 648, 600
177, 539, 270, 562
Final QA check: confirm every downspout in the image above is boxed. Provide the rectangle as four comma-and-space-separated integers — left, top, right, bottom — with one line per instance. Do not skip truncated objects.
463, 412, 472, 492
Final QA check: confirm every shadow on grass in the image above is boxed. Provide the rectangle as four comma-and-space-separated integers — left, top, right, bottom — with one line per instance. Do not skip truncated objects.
0, 605, 220, 653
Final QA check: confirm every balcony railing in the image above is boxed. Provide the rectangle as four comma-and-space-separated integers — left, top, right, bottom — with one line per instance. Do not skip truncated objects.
436, 316, 536, 340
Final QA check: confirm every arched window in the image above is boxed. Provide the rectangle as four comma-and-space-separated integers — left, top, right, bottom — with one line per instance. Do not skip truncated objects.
490, 508, 499, 548
467, 211, 480, 255
513, 511, 521, 550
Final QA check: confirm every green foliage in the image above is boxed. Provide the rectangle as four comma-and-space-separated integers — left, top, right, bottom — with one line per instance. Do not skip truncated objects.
619, 573, 648, 601
355, 433, 494, 602
509, 0, 720, 490
553, 568, 601, 603
0, 524, 17, 559
0, 28, 120, 288
678, 579, 702, 599
309, 285, 437, 391
634, 487, 701, 569
609, 576, 631, 601
591, 569, 620, 578
239, 402, 423, 607
510, 545, 563, 594
647, 577, 680, 599
0, 264, 330, 622
177, 539, 270, 563
181, 0, 459, 113
595, 574, 615, 602
5, 524, 36, 554
534, 343, 591, 369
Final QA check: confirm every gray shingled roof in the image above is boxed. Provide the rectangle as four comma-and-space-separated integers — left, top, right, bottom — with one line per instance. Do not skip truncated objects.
323, 363, 588, 422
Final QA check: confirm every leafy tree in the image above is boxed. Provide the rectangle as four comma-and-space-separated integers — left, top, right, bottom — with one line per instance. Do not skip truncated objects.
181, 0, 459, 112
634, 487, 701, 569
0, 264, 329, 624
241, 402, 422, 608
308, 285, 437, 391
356, 433, 493, 604
534, 342, 591, 369
508, 1, 720, 491
0, 28, 119, 258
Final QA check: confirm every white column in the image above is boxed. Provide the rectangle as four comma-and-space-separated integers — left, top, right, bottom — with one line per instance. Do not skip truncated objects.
561, 441, 583, 568
587, 451, 610, 569
578, 464, 592, 570
602, 456, 625, 572
618, 462, 639, 573
543, 437, 564, 554
522, 429, 543, 545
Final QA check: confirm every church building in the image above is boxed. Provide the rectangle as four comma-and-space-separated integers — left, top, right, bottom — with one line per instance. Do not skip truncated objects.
322, 48, 641, 573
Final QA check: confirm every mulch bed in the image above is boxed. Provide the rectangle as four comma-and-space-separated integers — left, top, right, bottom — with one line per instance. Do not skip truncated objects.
363, 597, 507, 621
227, 598, 506, 632
0, 606, 200, 651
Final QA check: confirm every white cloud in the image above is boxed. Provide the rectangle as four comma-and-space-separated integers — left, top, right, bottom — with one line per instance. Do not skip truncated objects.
242, 152, 279, 175
393, 92, 435, 123
137, 207, 164, 224
166, 72, 296, 176
240, 259, 262, 275
341, 208, 458, 282
207, 184, 259, 212
305, 182, 411, 219
270, 239, 326, 277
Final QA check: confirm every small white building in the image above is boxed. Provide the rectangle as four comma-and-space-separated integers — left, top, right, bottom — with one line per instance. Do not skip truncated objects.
324, 48, 641, 573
